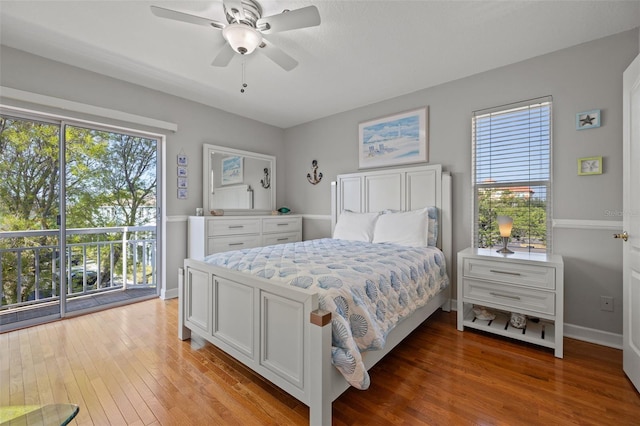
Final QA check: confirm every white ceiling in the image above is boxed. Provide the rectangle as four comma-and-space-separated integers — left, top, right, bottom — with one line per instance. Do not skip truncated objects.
1, 1, 639, 128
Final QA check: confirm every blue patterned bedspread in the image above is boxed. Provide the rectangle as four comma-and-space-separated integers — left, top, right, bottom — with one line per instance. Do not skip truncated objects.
203, 238, 449, 390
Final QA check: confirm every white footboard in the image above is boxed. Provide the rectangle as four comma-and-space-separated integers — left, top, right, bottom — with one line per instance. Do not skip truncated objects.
180, 258, 334, 425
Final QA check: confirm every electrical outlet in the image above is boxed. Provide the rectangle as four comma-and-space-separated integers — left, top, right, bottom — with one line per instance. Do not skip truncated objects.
600, 296, 614, 312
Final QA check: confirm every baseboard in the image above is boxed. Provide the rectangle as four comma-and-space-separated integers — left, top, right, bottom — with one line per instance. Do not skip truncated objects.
564, 323, 623, 349
450, 299, 622, 350
161, 287, 179, 300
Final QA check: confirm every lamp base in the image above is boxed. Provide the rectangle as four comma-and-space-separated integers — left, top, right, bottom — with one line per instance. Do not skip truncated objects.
496, 247, 515, 254
496, 236, 514, 254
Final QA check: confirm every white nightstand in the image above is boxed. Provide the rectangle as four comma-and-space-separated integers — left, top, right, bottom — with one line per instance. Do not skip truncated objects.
457, 247, 564, 358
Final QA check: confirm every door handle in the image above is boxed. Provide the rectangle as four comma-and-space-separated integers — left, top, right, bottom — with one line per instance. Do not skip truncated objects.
613, 231, 628, 242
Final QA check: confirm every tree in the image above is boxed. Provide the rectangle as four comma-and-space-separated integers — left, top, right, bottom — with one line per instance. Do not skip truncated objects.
65, 128, 157, 285
477, 188, 547, 252
94, 132, 156, 227
0, 117, 60, 230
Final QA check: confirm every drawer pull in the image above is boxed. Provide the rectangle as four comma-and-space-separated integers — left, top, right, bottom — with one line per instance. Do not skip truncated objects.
277, 238, 289, 241
228, 225, 244, 229
489, 292, 521, 300
228, 243, 244, 247
277, 223, 289, 226
489, 269, 521, 276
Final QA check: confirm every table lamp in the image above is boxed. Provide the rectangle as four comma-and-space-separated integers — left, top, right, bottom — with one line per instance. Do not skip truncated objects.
496, 215, 514, 254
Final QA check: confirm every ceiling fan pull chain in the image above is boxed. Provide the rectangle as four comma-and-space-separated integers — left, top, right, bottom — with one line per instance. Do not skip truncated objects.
240, 60, 248, 93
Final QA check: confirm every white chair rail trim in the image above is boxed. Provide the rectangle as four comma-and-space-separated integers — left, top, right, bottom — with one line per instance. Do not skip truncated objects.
552, 219, 622, 230
301, 214, 332, 221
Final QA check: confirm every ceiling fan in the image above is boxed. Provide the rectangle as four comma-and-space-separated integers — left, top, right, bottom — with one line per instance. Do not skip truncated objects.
150, 0, 320, 71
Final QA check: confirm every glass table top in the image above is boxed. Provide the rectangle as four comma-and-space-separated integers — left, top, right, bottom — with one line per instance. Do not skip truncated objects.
0, 404, 79, 426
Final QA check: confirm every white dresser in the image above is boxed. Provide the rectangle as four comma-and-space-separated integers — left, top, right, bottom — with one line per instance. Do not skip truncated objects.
187, 215, 302, 259
457, 247, 564, 358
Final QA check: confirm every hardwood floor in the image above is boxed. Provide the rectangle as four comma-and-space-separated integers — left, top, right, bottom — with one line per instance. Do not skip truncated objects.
1, 298, 639, 425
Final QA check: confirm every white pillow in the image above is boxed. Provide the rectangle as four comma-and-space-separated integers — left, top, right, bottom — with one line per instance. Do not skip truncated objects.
380, 207, 438, 246
333, 211, 380, 242
373, 208, 428, 247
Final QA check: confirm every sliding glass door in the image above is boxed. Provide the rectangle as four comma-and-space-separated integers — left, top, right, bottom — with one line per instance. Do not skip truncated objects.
64, 125, 158, 313
0, 115, 63, 326
0, 113, 160, 330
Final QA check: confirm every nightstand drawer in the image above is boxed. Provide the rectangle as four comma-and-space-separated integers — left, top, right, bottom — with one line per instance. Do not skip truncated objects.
208, 235, 262, 253
463, 278, 555, 315
463, 258, 555, 290
209, 218, 261, 236
262, 217, 301, 234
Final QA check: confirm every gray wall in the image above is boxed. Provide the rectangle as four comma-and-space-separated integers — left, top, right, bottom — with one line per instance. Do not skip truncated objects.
0, 45, 286, 297
283, 29, 639, 335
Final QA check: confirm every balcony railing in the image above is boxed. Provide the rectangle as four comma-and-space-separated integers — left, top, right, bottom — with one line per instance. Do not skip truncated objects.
0, 226, 156, 310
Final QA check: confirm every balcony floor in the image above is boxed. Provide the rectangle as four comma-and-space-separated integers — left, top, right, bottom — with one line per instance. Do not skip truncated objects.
0, 287, 157, 329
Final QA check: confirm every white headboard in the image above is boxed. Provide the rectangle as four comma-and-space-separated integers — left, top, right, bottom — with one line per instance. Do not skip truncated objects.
330, 164, 452, 278
211, 184, 253, 209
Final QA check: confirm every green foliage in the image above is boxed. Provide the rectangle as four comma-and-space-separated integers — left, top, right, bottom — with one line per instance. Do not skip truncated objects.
0, 118, 60, 230
0, 117, 157, 306
477, 188, 547, 252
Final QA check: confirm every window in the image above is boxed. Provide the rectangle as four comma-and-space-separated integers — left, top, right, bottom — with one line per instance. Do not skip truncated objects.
472, 97, 552, 253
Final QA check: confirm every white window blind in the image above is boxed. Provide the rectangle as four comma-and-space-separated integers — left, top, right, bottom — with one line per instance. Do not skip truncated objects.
472, 97, 552, 253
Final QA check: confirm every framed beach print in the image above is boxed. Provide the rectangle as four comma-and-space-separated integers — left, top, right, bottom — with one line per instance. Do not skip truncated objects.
221, 156, 243, 185
359, 107, 428, 169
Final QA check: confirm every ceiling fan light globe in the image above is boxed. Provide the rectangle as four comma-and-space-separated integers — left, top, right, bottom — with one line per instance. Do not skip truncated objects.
222, 23, 262, 55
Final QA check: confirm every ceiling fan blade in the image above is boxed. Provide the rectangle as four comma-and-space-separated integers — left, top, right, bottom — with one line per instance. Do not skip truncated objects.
211, 44, 236, 67
259, 39, 298, 71
150, 5, 225, 30
257, 5, 320, 34
223, 0, 246, 22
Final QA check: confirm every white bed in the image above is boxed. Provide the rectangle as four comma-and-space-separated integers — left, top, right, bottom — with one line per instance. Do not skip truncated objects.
180, 164, 452, 425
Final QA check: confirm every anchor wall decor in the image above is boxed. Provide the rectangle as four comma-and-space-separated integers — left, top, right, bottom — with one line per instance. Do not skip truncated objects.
306, 160, 323, 185
260, 167, 270, 189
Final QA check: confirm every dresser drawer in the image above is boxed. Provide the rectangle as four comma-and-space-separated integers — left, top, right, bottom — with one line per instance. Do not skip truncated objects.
463, 278, 555, 315
262, 217, 301, 234
463, 258, 555, 290
208, 235, 262, 254
208, 218, 261, 236
262, 232, 301, 246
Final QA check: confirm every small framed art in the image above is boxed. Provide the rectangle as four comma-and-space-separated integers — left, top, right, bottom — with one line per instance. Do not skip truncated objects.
177, 166, 187, 177
178, 188, 188, 199
578, 156, 602, 175
221, 156, 243, 185
177, 153, 188, 166
576, 110, 601, 130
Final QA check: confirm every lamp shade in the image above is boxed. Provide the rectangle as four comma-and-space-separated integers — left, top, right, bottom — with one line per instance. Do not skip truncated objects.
222, 24, 262, 55
497, 215, 513, 238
